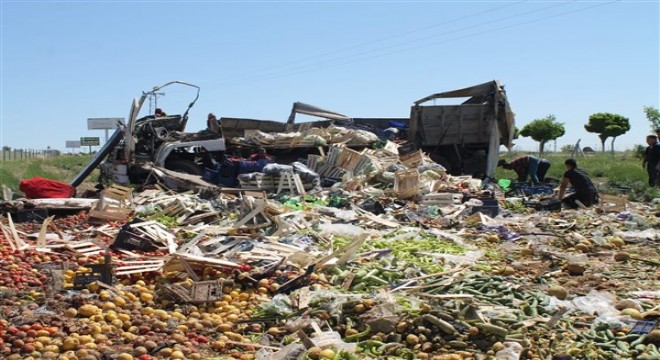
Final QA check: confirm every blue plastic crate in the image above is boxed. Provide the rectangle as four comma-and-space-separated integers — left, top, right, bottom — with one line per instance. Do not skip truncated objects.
513, 183, 555, 197
629, 320, 657, 335
203, 168, 220, 183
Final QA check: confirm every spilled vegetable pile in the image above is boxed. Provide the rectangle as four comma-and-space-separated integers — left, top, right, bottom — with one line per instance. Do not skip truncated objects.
0, 187, 658, 360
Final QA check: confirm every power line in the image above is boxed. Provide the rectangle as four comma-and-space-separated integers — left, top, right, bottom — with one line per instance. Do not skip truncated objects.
206, 1, 574, 87
196, 1, 528, 86
222, 1, 618, 87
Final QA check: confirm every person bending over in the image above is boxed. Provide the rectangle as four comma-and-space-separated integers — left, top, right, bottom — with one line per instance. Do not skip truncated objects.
557, 158, 599, 209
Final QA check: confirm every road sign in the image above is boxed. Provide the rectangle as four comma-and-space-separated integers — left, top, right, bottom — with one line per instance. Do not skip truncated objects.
66, 140, 81, 148
87, 118, 123, 130
80, 137, 100, 146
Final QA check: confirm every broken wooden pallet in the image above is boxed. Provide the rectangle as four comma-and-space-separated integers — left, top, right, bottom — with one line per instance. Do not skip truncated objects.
66, 241, 105, 256
115, 260, 165, 276
420, 192, 464, 206
277, 173, 305, 196
234, 192, 272, 229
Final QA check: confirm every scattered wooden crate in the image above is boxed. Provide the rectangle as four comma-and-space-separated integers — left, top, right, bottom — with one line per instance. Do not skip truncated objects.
393, 169, 420, 199
239, 174, 315, 191
277, 173, 306, 196
599, 193, 628, 212
421, 192, 463, 206
115, 260, 165, 276
66, 241, 104, 256
234, 192, 272, 229
400, 149, 424, 168
88, 184, 134, 224
157, 279, 224, 304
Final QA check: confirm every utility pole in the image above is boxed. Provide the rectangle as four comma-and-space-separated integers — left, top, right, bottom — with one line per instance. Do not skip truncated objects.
143, 91, 165, 114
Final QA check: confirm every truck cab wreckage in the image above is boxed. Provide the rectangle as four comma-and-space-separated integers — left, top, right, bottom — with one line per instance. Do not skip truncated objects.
71, 81, 226, 187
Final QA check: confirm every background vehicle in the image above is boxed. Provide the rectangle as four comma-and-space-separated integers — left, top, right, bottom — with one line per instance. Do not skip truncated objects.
70, 81, 225, 187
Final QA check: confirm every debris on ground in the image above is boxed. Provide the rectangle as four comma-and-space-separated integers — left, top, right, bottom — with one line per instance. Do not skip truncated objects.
0, 144, 658, 360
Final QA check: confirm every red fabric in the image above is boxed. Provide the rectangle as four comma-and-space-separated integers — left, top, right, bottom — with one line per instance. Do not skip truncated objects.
19, 177, 75, 199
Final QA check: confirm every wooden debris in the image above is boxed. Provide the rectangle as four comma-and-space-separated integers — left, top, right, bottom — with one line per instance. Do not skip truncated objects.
277, 173, 306, 196
35, 215, 56, 252
115, 260, 165, 276
233, 192, 272, 229
66, 241, 105, 256
393, 169, 420, 199
316, 233, 369, 268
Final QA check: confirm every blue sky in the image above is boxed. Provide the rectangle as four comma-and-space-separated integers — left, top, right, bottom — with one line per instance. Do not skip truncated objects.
1, 0, 658, 153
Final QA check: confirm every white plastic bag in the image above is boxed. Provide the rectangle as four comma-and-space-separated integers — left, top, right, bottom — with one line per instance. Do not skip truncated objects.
572, 290, 618, 317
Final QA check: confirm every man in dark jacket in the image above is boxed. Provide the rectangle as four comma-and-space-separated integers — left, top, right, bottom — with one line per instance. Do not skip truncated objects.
558, 159, 599, 209
643, 135, 660, 187
498, 155, 551, 184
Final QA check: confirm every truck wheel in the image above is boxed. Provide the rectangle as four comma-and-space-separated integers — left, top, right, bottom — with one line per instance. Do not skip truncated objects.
166, 159, 202, 176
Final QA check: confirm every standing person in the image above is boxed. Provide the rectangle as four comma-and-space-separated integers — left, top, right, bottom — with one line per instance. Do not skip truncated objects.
497, 155, 551, 184
642, 134, 660, 187
155, 108, 166, 117
557, 159, 599, 209
207, 113, 222, 135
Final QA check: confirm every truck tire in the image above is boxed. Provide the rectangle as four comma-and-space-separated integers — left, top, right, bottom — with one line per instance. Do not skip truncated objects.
165, 159, 203, 176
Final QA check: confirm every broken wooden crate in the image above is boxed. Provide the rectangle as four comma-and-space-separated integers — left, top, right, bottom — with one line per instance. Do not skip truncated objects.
87, 184, 134, 223
157, 279, 224, 304
392, 169, 420, 199
238, 173, 315, 191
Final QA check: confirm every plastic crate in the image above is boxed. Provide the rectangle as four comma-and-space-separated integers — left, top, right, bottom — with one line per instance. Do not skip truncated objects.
73, 262, 113, 290
525, 198, 562, 212
629, 320, 657, 335
203, 168, 220, 183
13, 208, 48, 223
111, 220, 158, 252
513, 183, 555, 197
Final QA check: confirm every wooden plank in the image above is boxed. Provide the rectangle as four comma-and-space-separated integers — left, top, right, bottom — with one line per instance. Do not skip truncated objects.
36, 215, 56, 252
6, 214, 29, 250
315, 233, 368, 268
233, 198, 271, 229
178, 258, 200, 281
0, 223, 16, 251
175, 253, 241, 269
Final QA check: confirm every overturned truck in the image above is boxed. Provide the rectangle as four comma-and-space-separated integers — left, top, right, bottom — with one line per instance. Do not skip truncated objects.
409, 80, 515, 177
71, 80, 513, 188
222, 80, 515, 178
71, 81, 226, 187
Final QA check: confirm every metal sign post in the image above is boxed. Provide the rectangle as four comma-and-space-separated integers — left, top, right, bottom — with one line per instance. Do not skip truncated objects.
87, 118, 124, 143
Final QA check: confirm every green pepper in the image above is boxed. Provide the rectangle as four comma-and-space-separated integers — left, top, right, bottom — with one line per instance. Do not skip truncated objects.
344, 325, 372, 342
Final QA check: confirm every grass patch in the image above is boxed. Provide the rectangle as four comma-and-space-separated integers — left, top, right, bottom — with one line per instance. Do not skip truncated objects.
0, 155, 96, 192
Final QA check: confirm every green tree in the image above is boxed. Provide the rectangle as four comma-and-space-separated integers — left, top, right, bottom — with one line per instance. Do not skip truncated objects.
584, 113, 631, 153
513, 127, 520, 140
519, 115, 565, 155
644, 105, 660, 132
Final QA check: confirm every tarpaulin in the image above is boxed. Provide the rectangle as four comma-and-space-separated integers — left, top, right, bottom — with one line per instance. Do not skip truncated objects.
19, 177, 75, 199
